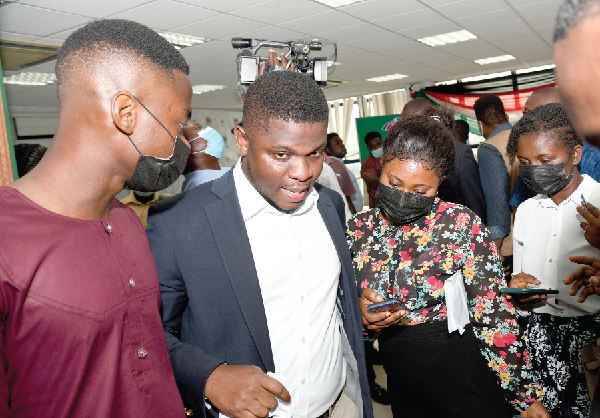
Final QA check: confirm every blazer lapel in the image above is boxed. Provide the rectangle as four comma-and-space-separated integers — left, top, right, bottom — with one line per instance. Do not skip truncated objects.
204, 171, 275, 372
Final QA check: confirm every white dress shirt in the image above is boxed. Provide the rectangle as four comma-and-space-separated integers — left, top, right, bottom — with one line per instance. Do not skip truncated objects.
233, 161, 346, 418
513, 174, 600, 316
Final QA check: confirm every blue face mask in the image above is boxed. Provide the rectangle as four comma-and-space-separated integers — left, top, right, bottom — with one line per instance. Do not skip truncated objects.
190, 127, 225, 159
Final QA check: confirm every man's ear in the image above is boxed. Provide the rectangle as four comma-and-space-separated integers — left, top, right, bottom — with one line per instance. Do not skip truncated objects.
234, 125, 249, 157
572, 143, 584, 165
111, 92, 136, 135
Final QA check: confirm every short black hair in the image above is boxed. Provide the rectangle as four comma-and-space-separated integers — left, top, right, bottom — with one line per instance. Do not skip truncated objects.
243, 71, 328, 134
554, 0, 600, 43
14, 143, 47, 177
507, 103, 582, 164
326, 132, 339, 148
364, 131, 382, 147
383, 115, 456, 179
473, 94, 508, 126
56, 19, 189, 91
455, 119, 470, 141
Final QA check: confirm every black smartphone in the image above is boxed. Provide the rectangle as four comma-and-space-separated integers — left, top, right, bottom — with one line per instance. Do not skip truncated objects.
367, 299, 409, 313
501, 288, 559, 295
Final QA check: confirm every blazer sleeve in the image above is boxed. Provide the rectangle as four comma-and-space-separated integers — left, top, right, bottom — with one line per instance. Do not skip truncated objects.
458, 146, 487, 224
146, 208, 224, 416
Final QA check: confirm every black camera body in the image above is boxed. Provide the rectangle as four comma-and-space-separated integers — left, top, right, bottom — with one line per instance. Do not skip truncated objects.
231, 37, 328, 102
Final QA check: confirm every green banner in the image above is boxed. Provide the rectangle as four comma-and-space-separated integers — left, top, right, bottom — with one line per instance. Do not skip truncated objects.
0, 55, 18, 180
355, 114, 401, 163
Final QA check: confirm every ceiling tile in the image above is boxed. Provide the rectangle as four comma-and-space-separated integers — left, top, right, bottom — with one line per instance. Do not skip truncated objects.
179, 40, 234, 59
313, 23, 390, 42
175, 15, 266, 40
467, 19, 530, 38
32, 37, 65, 46
372, 39, 435, 59
373, 8, 448, 32
228, 0, 329, 24
513, 0, 562, 18
175, 0, 269, 12
397, 20, 462, 39
434, 0, 509, 19
479, 27, 538, 44
19, 0, 150, 18
6, 83, 58, 107
42, 24, 87, 40
110, 0, 218, 31
0, 4, 91, 37
283, 10, 363, 34
339, 0, 427, 21
525, 13, 557, 28
339, 32, 408, 49
454, 8, 522, 29
0, 31, 39, 42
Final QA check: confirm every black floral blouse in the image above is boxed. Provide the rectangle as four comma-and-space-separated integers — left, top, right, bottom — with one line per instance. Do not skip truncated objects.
346, 199, 542, 411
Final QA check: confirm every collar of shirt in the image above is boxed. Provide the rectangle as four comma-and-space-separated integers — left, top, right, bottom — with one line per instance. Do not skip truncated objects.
120, 191, 160, 206
323, 154, 333, 164
488, 122, 512, 139
534, 174, 594, 209
232, 159, 319, 222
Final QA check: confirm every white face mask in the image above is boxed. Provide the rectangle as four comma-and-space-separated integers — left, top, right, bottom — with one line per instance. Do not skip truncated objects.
371, 146, 384, 159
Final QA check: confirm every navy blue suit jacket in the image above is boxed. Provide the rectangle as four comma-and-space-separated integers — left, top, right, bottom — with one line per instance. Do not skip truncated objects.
438, 142, 487, 224
146, 169, 373, 418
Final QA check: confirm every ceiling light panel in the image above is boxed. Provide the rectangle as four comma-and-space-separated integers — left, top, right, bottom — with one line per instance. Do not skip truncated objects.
3, 72, 56, 85
418, 30, 476, 47
474, 55, 515, 65
367, 73, 408, 83
158, 32, 210, 49
314, 0, 367, 8
192, 84, 226, 94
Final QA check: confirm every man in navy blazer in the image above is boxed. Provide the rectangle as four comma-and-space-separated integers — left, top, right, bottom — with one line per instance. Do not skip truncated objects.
147, 71, 373, 418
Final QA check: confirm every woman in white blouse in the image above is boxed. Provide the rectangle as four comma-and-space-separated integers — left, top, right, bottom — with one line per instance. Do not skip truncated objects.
506, 103, 600, 418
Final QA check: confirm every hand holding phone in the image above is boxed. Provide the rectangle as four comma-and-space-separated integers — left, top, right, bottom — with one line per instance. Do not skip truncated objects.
367, 299, 410, 313
360, 289, 409, 331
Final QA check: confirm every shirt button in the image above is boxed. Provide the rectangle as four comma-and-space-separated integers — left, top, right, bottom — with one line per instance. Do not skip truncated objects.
301, 378, 306, 384
129, 278, 135, 288
301, 296, 305, 301
138, 348, 148, 359
549, 259, 552, 262
299, 254, 302, 260
302, 337, 306, 343
553, 233, 556, 236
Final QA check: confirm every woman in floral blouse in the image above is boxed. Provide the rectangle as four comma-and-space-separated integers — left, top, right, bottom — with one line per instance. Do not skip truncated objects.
347, 110, 549, 418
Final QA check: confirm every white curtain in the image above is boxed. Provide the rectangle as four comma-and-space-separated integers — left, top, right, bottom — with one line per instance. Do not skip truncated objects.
342, 98, 353, 143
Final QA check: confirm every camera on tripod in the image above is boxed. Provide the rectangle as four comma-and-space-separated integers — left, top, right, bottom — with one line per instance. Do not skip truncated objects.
231, 37, 328, 102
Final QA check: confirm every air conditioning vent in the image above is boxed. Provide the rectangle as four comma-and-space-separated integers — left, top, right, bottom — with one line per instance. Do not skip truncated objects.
0, 40, 61, 72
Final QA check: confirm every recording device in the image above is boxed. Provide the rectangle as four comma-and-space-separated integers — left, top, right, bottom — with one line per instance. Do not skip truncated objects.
367, 299, 410, 313
232, 37, 328, 102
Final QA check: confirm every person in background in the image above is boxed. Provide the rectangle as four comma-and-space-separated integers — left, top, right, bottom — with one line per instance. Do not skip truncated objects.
14, 143, 47, 178
181, 119, 230, 191
0, 19, 190, 417
474, 94, 517, 253
326, 132, 363, 213
506, 103, 600, 418
510, 87, 600, 209
147, 71, 373, 418
553, 2, 600, 414
361, 131, 384, 208
317, 159, 352, 221
439, 117, 487, 223
120, 190, 172, 228
349, 109, 548, 418
454, 119, 470, 144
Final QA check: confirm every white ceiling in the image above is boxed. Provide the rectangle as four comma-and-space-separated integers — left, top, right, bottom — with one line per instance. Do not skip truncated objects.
0, 0, 559, 112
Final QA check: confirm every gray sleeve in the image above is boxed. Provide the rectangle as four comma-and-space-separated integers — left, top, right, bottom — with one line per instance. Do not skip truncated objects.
477, 144, 511, 240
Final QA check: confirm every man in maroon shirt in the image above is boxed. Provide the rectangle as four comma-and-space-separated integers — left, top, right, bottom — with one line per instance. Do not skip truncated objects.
360, 132, 384, 208
0, 19, 191, 417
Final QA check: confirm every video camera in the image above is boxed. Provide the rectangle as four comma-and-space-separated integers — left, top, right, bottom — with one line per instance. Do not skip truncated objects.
231, 37, 328, 102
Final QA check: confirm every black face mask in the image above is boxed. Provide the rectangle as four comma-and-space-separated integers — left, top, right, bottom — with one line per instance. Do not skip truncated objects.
376, 183, 435, 225
519, 160, 574, 196
124, 97, 190, 192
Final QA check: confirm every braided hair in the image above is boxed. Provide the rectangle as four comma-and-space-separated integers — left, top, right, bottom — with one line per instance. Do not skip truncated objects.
507, 103, 582, 164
